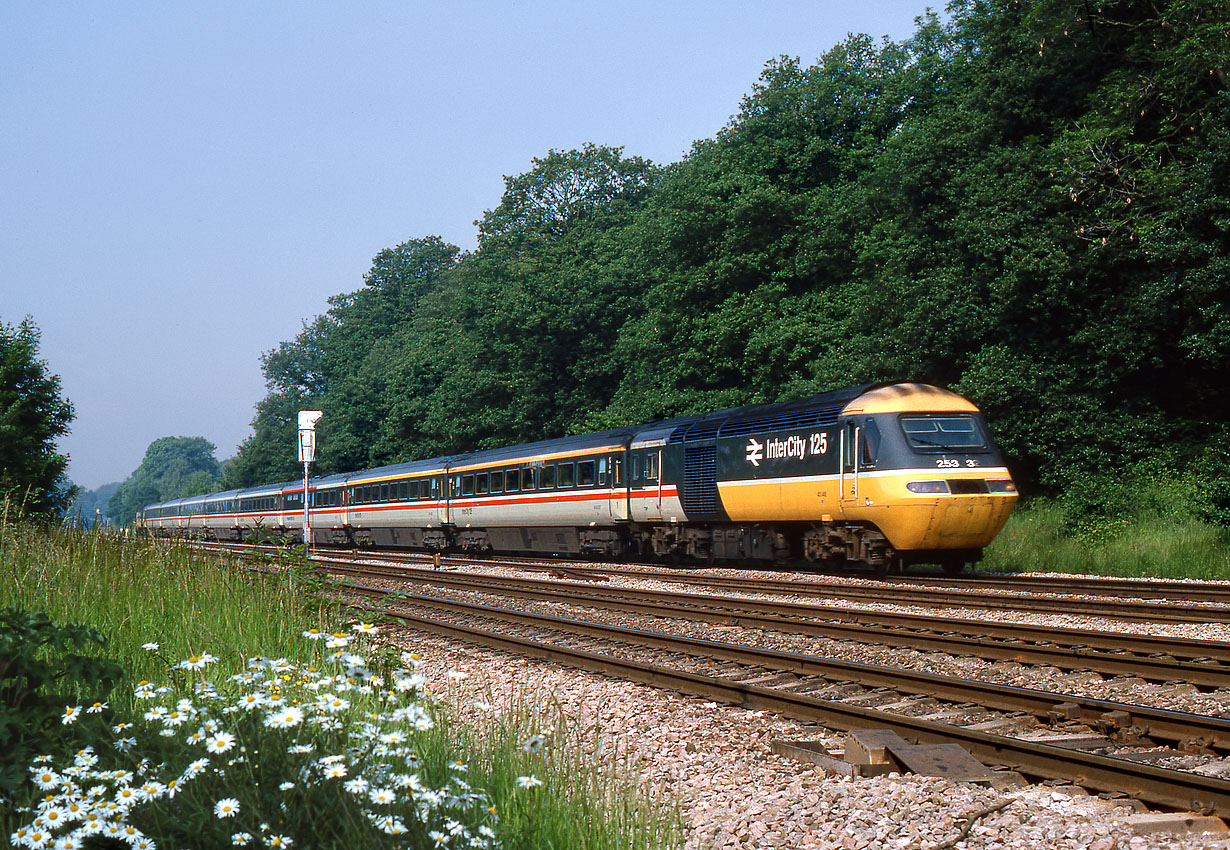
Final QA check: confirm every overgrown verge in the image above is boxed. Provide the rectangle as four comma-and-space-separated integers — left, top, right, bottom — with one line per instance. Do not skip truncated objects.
982, 458, 1230, 579
0, 516, 682, 849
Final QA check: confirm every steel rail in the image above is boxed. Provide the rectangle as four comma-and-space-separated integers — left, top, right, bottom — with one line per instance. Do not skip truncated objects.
344, 582, 1230, 754
349, 585, 1230, 815
189, 540, 1230, 610
312, 556, 1230, 689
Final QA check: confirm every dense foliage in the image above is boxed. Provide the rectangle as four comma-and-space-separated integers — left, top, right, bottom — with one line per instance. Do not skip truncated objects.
217, 1, 1228, 506
0, 317, 75, 521
107, 436, 222, 524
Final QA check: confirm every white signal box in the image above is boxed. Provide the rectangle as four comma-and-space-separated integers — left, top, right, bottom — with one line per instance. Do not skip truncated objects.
297, 410, 323, 463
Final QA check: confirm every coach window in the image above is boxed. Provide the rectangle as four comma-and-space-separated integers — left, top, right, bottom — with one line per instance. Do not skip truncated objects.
476, 473, 489, 494
645, 453, 659, 482
461, 475, 475, 497
578, 460, 595, 487
557, 462, 574, 488
540, 464, 556, 489
522, 467, 537, 490
491, 471, 504, 493
505, 468, 520, 492
630, 454, 641, 483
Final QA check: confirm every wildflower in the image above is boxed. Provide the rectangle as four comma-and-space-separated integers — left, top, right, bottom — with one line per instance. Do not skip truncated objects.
141, 642, 159, 651
429, 831, 447, 846
214, 798, 241, 818
379, 730, 408, 745
316, 695, 349, 713
179, 653, 218, 670
132, 840, 156, 850
114, 737, 137, 752
264, 706, 304, 729
207, 732, 237, 753
61, 706, 81, 725
231, 833, 253, 846
515, 774, 543, 788
351, 622, 377, 634
85, 701, 108, 714
38, 806, 67, 827
445, 669, 468, 682
183, 758, 210, 780
378, 817, 407, 835
279, 781, 295, 791
368, 787, 396, 805
24, 830, 51, 849
321, 762, 347, 779
520, 733, 546, 753
266, 835, 292, 848
400, 651, 422, 668
30, 768, 60, 790
235, 692, 266, 710
302, 628, 325, 640
342, 776, 369, 795
448, 760, 468, 772
287, 743, 313, 754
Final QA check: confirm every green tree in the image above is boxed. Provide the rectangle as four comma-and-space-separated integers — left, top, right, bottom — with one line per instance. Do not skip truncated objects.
107, 437, 222, 524
0, 317, 75, 521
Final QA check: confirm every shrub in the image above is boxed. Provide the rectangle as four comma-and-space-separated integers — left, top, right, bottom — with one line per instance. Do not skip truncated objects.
0, 607, 123, 802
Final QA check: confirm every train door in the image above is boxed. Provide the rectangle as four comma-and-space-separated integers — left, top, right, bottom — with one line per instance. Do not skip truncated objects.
840, 421, 860, 504
628, 449, 663, 521
603, 454, 628, 521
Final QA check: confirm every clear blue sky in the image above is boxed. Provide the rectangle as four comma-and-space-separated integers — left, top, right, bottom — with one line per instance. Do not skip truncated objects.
2, 1, 938, 490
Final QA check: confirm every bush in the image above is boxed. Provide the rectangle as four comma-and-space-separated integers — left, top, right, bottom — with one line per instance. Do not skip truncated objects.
0, 607, 123, 802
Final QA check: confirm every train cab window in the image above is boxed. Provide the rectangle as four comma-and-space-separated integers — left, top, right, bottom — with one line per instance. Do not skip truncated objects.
491, 471, 504, 493
862, 419, 882, 467
476, 473, 489, 494
578, 460, 595, 487
506, 468, 520, 492
557, 463, 574, 488
461, 475, 474, 496
900, 415, 987, 452
540, 465, 556, 489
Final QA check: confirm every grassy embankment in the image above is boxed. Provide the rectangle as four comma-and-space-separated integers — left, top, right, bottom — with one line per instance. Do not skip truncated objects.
0, 514, 681, 850
981, 470, 1230, 579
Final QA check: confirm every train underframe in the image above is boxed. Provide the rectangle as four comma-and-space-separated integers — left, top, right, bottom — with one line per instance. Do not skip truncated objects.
148, 519, 980, 574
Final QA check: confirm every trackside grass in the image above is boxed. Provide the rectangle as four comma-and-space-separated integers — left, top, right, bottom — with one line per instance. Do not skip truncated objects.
0, 516, 683, 850
981, 495, 1230, 581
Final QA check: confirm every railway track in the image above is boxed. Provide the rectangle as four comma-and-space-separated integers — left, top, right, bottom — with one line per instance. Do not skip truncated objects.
191, 540, 1230, 619
337, 580, 1230, 815
198, 541, 1230, 812
303, 554, 1230, 691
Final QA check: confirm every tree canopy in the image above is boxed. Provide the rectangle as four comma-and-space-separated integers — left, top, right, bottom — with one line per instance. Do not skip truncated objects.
201, 0, 1229, 506
0, 317, 75, 521
106, 437, 222, 524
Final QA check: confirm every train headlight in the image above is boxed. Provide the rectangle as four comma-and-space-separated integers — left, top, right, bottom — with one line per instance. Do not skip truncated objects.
906, 481, 950, 494
986, 479, 1017, 493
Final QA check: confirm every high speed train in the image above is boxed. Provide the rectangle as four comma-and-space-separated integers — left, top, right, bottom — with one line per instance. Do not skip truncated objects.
138, 382, 1018, 573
